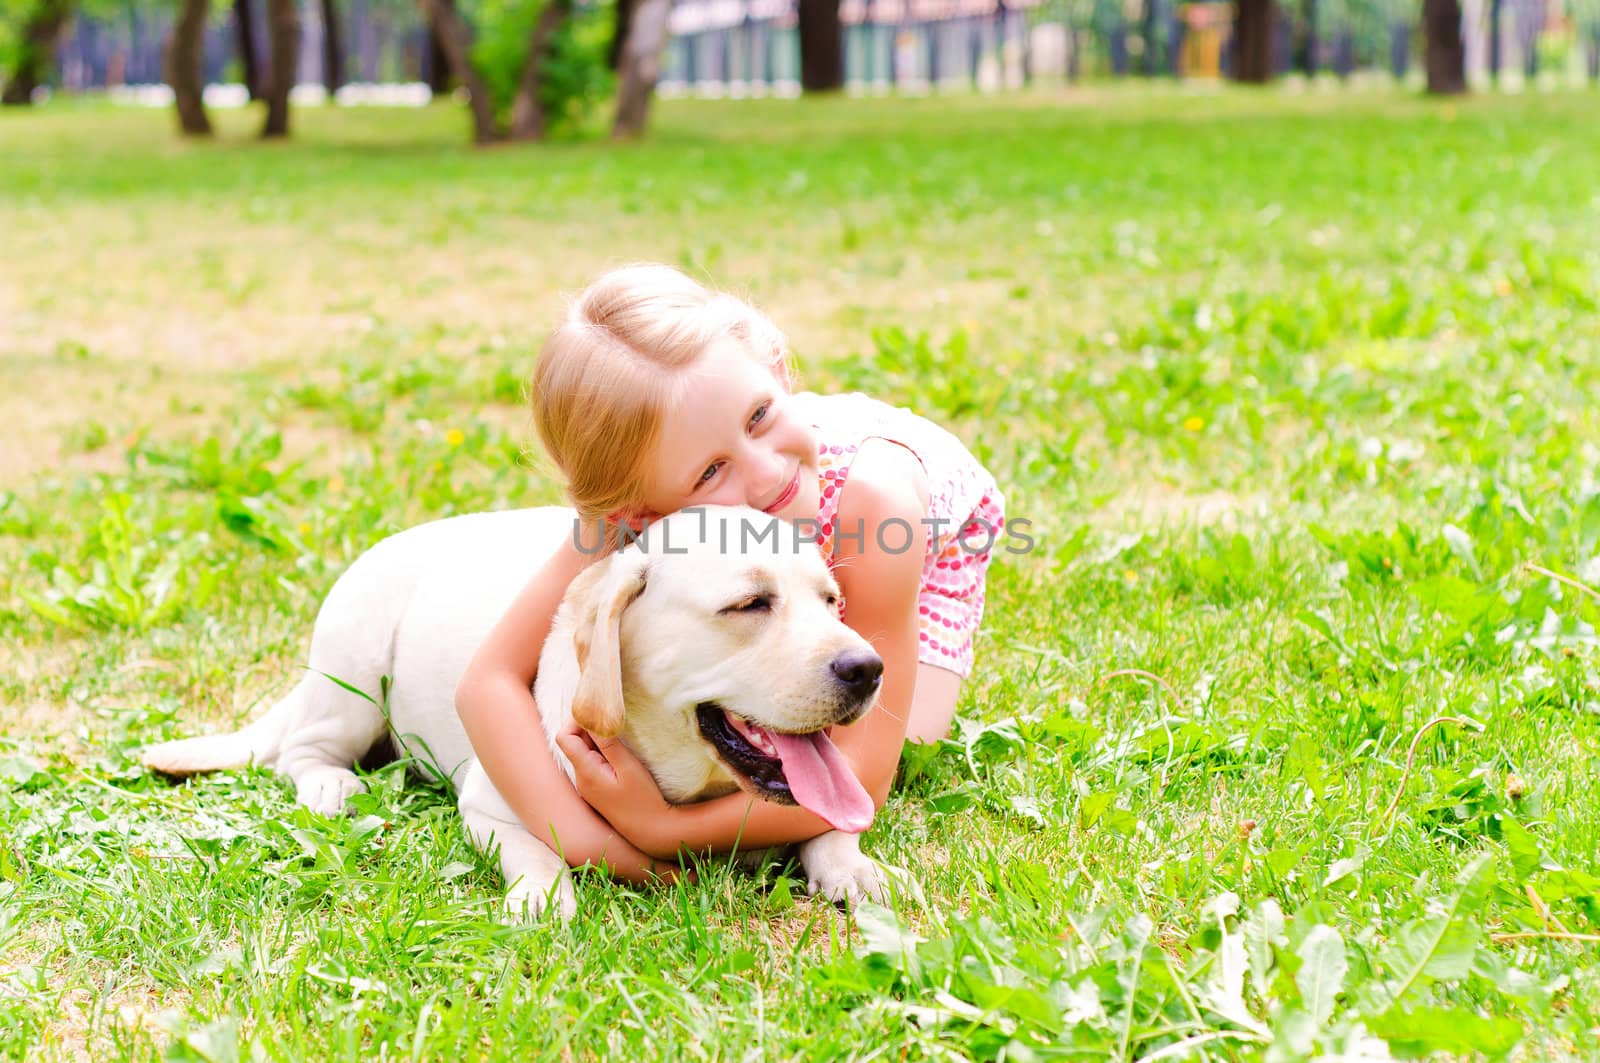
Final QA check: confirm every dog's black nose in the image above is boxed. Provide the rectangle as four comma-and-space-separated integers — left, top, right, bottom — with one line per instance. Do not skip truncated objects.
830, 651, 884, 699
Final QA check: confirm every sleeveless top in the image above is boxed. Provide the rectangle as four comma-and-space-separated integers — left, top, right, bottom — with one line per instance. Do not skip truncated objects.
790, 391, 1005, 675
790, 391, 998, 561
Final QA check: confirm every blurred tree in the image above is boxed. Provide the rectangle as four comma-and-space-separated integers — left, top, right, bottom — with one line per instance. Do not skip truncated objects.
1343, 0, 1391, 75
798, 0, 842, 90
233, 0, 262, 100
321, 0, 344, 93
1, 0, 71, 105
1421, 0, 1463, 91
508, 0, 569, 135
420, 0, 614, 143
1142, 0, 1159, 74
1487, 0, 1500, 82
164, 0, 210, 132
158, 0, 298, 135
1585, 0, 1600, 81
1092, 0, 1129, 73
261, 0, 298, 134
426, 25, 451, 94
1510, 0, 1538, 77
1232, 0, 1278, 80
1317, 0, 1362, 77
421, 0, 500, 141
1381, 0, 1412, 77
1063, 0, 1094, 79
1301, 0, 1318, 74
613, 0, 665, 133
607, 0, 634, 68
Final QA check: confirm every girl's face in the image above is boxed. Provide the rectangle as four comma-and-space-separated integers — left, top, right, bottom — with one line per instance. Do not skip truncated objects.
637, 337, 818, 524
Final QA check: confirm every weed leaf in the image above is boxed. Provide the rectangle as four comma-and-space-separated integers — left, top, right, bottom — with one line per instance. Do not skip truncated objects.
1294, 925, 1346, 1027
1376, 854, 1494, 1007
1243, 899, 1286, 999
1365, 1005, 1522, 1059
1441, 524, 1482, 581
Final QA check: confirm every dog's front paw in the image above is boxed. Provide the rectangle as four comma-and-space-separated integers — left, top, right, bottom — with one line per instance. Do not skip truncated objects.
806, 855, 919, 909
502, 875, 577, 924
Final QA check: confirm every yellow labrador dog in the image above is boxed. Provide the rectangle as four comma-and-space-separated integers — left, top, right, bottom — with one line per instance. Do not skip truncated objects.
141, 505, 902, 919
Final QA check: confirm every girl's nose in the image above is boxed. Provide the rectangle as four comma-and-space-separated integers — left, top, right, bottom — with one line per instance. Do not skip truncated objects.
759, 452, 788, 494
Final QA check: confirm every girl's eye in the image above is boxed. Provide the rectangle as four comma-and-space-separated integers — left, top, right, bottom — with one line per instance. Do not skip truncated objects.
748, 401, 771, 430
696, 462, 722, 488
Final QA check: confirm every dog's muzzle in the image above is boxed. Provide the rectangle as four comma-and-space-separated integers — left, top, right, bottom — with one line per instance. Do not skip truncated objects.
692, 653, 882, 835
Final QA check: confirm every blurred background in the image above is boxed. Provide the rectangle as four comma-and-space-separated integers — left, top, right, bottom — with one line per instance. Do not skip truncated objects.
2, 0, 1597, 139
5, 0, 1600, 1053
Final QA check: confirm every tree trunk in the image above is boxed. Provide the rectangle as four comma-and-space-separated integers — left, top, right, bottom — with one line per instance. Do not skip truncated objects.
425, 24, 451, 95
1140, 0, 1156, 75
321, 0, 345, 94
1108, 22, 1128, 74
1303, 0, 1318, 75
797, 0, 843, 92
164, 0, 212, 135
608, 0, 637, 71
1168, 9, 1185, 76
233, 0, 262, 100
2, 0, 72, 106
1516, 1, 1539, 78
1332, 29, 1352, 77
261, 0, 299, 136
509, 0, 573, 140
416, 0, 500, 143
1422, 0, 1466, 94
1487, 0, 1501, 82
1387, 22, 1407, 76
1231, 0, 1277, 82
612, 0, 669, 138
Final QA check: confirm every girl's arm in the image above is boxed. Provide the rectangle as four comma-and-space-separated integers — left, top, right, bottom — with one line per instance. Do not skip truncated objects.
560, 443, 929, 858
455, 534, 678, 883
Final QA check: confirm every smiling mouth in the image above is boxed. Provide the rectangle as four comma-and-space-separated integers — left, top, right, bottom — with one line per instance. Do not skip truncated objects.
694, 702, 875, 834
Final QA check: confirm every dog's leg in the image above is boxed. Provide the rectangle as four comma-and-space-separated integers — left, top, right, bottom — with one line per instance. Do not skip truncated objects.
269, 554, 420, 814
271, 677, 389, 816
457, 767, 575, 922
797, 830, 918, 908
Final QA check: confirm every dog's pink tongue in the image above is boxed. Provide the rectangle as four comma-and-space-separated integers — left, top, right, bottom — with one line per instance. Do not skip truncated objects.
768, 730, 875, 834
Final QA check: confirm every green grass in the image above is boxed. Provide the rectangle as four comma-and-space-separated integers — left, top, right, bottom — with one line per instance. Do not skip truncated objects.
2, 87, 1600, 1059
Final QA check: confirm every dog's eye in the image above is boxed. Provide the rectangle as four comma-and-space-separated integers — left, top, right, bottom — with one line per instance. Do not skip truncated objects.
722, 595, 772, 615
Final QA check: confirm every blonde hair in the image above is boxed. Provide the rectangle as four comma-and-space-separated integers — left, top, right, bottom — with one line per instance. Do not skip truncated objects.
532, 264, 794, 539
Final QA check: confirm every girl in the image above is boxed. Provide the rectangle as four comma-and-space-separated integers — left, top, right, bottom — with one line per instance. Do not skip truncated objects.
455, 264, 1005, 881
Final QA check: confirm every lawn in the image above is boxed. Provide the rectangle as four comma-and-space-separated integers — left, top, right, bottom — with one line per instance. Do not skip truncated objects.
2, 87, 1600, 1059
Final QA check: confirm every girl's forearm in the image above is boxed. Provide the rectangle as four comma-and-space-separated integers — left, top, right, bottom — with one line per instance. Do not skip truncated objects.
666, 791, 835, 855
456, 672, 667, 882
662, 773, 895, 857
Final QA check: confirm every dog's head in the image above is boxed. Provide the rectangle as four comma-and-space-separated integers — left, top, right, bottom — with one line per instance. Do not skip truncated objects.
563, 505, 881, 834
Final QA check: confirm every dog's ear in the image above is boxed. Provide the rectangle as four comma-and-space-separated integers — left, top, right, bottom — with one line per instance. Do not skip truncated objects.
570, 551, 649, 739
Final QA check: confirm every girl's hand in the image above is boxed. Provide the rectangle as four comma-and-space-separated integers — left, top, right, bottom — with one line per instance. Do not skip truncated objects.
555, 722, 684, 860
555, 815, 688, 885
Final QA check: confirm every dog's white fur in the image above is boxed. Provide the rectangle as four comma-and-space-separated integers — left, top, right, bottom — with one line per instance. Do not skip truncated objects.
141, 505, 903, 919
